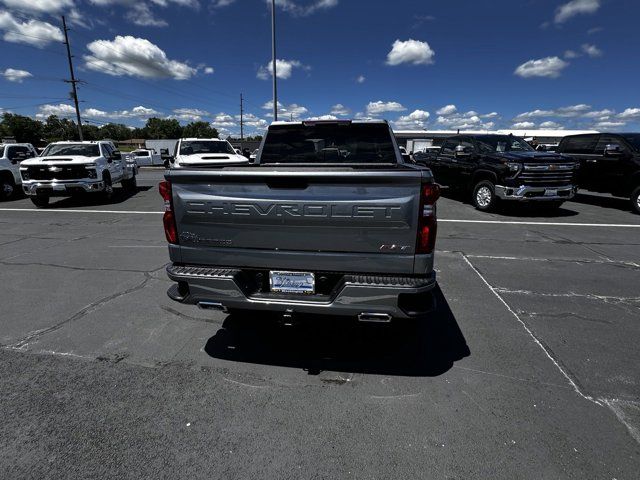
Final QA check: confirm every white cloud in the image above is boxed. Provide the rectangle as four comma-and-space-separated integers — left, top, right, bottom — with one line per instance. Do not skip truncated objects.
0, 0, 74, 14
212, 0, 236, 7
82, 105, 161, 120
170, 108, 210, 121
257, 59, 307, 80
581, 43, 602, 57
386, 39, 435, 66
0, 11, 64, 47
564, 50, 580, 59
126, 3, 168, 27
618, 108, 640, 120
271, 0, 338, 16
539, 121, 563, 129
594, 121, 626, 129
435, 110, 495, 130
393, 110, 430, 129
556, 104, 591, 116
35, 103, 76, 119
436, 104, 457, 116
582, 109, 614, 119
366, 101, 406, 115
482, 112, 498, 118
511, 121, 535, 129
330, 103, 350, 116
262, 101, 309, 119
514, 56, 568, 78
356, 75, 365, 84
515, 109, 556, 119
555, 0, 600, 24
204, 66, 214, 74
307, 114, 339, 120
84, 35, 196, 80
2, 68, 32, 82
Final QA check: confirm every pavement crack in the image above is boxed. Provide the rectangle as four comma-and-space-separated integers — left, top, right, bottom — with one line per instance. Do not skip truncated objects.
460, 252, 604, 407
0, 260, 160, 274
6, 274, 152, 350
494, 287, 640, 308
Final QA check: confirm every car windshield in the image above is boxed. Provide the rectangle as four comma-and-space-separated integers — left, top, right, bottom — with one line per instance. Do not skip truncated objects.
135, 151, 150, 156
42, 144, 100, 157
261, 123, 397, 164
180, 141, 234, 155
475, 135, 534, 153
621, 134, 640, 151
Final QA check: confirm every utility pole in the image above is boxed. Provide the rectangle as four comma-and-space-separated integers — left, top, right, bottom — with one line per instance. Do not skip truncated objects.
61, 15, 83, 141
240, 93, 244, 140
271, 0, 278, 121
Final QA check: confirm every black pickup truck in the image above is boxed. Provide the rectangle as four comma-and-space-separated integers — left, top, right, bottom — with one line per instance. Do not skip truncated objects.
556, 133, 640, 214
420, 134, 579, 211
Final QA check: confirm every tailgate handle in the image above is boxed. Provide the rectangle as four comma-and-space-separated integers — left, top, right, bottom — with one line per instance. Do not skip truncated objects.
265, 179, 309, 189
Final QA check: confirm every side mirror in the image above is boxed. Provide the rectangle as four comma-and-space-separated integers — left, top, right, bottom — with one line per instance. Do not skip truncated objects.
604, 144, 623, 157
455, 145, 472, 157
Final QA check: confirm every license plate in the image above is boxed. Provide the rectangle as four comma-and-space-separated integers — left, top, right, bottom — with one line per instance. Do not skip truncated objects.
544, 189, 557, 196
269, 271, 315, 294
53, 185, 65, 191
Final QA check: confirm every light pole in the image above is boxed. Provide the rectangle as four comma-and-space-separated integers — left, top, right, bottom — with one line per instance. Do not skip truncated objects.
271, 0, 278, 121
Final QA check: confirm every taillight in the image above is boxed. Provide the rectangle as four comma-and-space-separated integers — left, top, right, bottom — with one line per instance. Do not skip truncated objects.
159, 180, 178, 244
416, 183, 440, 254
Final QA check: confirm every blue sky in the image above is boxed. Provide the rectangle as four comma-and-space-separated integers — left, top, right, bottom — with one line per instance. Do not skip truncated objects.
1, 0, 639, 136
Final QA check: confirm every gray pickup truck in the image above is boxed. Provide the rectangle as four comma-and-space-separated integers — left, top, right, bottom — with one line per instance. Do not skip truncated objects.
161, 120, 440, 322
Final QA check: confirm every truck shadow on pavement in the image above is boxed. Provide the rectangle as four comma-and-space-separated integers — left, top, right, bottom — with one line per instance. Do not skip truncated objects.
204, 285, 470, 377
571, 192, 632, 212
45, 186, 152, 208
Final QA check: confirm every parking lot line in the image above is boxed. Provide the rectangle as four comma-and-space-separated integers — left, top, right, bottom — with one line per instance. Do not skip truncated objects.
1, 208, 640, 228
439, 219, 640, 228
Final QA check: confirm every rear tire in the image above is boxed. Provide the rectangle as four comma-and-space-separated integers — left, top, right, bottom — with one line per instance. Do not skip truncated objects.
122, 174, 137, 192
0, 177, 15, 201
472, 180, 497, 212
30, 195, 49, 208
631, 186, 640, 214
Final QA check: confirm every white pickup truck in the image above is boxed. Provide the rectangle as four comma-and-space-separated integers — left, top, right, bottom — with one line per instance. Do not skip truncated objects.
172, 138, 249, 168
130, 148, 162, 166
0, 143, 38, 200
20, 140, 138, 207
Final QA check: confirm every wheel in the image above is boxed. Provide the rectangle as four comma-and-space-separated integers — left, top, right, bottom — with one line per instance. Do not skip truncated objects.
0, 177, 16, 201
122, 174, 137, 192
472, 180, 497, 211
30, 195, 49, 208
102, 174, 114, 201
631, 186, 640, 214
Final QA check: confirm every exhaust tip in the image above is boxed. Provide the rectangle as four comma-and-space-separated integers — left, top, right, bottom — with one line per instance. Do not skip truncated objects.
358, 312, 392, 323
197, 301, 228, 313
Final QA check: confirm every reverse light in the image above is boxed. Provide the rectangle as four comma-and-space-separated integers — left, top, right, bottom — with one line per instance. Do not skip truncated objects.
416, 183, 440, 254
159, 180, 178, 244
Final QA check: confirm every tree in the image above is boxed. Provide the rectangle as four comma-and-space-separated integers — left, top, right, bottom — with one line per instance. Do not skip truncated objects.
0, 113, 44, 145
99, 123, 132, 141
144, 118, 182, 139
183, 121, 218, 138
42, 115, 79, 142
82, 124, 101, 141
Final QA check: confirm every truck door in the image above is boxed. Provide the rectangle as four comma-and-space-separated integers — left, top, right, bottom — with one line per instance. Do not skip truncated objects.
433, 139, 458, 186
560, 135, 599, 190
591, 135, 632, 194
453, 137, 478, 186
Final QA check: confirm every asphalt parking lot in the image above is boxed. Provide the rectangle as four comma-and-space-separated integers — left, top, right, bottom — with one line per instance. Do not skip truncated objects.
1, 169, 639, 479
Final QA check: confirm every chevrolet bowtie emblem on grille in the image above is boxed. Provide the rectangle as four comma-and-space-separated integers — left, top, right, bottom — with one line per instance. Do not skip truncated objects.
48, 166, 62, 172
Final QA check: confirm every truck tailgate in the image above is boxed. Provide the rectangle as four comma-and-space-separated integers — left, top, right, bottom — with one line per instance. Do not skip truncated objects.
167, 168, 428, 274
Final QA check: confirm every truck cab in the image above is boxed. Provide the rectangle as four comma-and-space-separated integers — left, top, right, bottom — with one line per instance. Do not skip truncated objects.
172, 138, 249, 168
557, 133, 640, 214
20, 140, 138, 208
424, 134, 578, 211
0, 143, 38, 200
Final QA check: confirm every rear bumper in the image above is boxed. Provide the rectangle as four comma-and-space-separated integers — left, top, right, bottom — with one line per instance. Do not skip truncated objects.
23, 180, 104, 196
166, 264, 437, 320
495, 184, 577, 202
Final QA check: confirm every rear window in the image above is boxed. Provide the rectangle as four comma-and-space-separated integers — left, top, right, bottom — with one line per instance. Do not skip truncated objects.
560, 135, 598, 154
260, 123, 397, 164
